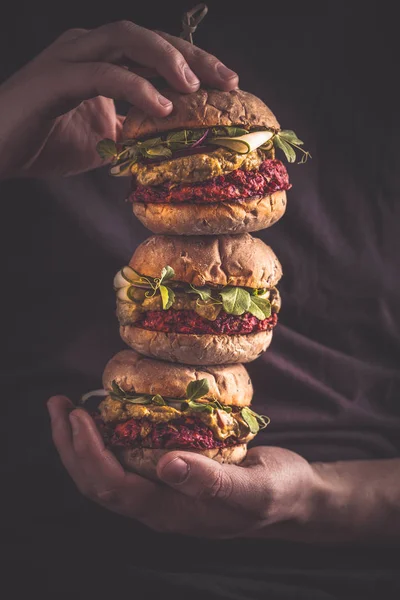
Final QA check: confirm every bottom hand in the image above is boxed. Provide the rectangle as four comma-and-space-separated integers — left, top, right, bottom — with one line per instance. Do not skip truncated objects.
48, 396, 318, 538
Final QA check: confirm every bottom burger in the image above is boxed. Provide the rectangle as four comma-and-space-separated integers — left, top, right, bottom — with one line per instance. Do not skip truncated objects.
82, 350, 269, 479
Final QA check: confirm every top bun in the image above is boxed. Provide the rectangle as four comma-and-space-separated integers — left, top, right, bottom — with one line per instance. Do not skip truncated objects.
129, 233, 282, 289
123, 88, 280, 140
102, 350, 253, 407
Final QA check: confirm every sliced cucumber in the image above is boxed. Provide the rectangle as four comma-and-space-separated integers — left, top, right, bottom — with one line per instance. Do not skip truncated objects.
257, 289, 270, 300
116, 286, 133, 302
122, 266, 140, 283
167, 400, 185, 410
207, 131, 274, 154
113, 270, 129, 289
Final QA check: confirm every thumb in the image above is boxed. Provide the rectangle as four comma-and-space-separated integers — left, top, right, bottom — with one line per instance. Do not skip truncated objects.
157, 450, 246, 502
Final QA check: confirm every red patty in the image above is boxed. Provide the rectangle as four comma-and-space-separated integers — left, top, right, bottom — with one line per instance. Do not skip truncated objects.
135, 309, 278, 335
101, 417, 237, 450
129, 159, 290, 204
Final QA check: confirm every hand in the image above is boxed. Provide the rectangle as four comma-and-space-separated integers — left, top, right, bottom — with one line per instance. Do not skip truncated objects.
0, 22, 238, 179
48, 396, 318, 539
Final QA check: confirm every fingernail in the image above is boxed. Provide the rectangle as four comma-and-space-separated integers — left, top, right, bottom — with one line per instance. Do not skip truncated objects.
216, 63, 237, 81
158, 94, 173, 107
160, 457, 189, 484
69, 414, 80, 436
183, 65, 200, 87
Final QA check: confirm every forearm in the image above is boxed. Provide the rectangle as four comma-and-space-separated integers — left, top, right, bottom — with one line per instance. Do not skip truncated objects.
260, 458, 400, 544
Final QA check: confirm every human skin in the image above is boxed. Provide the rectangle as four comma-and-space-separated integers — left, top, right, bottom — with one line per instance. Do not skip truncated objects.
0, 21, 238, 179
49, 396, 400, 543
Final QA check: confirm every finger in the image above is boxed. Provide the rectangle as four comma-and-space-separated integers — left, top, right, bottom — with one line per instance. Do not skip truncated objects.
55, 62, 173, 117
68, 407, 125, 484
59, 21, 201, 94
155, 31, 239, 91
53, 28, 89, 44
116, 114, 125, 140
67, 409, 157, 515
48, 398, 122, 496
157, 450, 238, 501
47, 395, 79, 475
157, 448, 273, 517
48, 394, 75, 449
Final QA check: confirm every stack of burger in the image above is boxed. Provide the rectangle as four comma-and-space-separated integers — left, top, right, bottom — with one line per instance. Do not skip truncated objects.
90, 89, 307, 478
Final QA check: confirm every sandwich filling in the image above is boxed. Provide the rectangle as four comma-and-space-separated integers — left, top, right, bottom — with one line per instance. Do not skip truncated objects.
114, 266, 280, 335
97, 127, 309, 207
92, 378, 269, 450
129, 158, 290, 205
134, 309, 277, 335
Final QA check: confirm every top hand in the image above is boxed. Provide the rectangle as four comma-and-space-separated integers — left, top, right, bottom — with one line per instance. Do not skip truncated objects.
48, 395, 317, 539
0, 22, 238, 179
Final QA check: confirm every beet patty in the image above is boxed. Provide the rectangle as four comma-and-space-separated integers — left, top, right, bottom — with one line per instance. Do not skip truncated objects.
135, 309, 278, 335
129, 159, 290, 204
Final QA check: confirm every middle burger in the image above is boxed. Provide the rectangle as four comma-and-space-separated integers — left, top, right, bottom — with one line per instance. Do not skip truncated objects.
114, 233, 282, 365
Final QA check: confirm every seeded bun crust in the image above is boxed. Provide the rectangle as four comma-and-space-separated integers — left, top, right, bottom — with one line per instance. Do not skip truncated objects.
131, 190, 287, 236
129, 233, 282, 289
115, 445, 248, 479
119, 326, 273, 365
103, 349, 253, 406
123, 88, 280, 140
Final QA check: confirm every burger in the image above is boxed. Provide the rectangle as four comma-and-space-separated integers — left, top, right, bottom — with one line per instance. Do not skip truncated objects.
97, 88, 309, 236
114, 232, 282, 365
85, 349, 269, 478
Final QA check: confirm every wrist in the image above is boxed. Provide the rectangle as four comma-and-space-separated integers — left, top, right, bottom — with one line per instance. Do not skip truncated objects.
266, 461, 350, 542
267, 454, 329, 527
290, 461, 329, 526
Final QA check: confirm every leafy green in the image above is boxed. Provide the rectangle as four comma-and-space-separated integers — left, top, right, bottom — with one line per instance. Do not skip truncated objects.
152, 394, 166, 406
248, 295, 271, 320
109, 383, 168, 405
140, 137, 163, 149
166, 129, 207, 150
97, 124, 310, 172
110, 381, 153, 404
159, 285, 175, 310
124, 396, 153, 405
212, 399, 232, 413
166, 130, 188, 144
96, 139, 118, 159
274, 135, 297, 163
279, 130, 304, 145
129, 265, 176, 304
111, 380, 126, 397
219, 286, 251, 315
144, 145, 172, 158
187, 285, 213, 301
241, 407, 270, 434
120, 264, 275, 321
211, 126, 249, 137
186, 378, 210, 401
273, 129, 311, 164
240, 407, 259, 433
108, 378, 269, 429
186, 400, 214, 413
160, 266, 175, 283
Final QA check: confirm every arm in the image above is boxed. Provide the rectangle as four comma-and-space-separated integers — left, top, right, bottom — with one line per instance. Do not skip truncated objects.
265, 458, 400, 544
48, 396, 400, 544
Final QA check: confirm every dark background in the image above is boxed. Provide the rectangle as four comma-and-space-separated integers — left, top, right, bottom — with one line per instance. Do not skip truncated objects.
2, 2, 400, 598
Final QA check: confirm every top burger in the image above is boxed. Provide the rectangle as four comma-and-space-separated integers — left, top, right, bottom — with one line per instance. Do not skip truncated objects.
97, 89, 309, 235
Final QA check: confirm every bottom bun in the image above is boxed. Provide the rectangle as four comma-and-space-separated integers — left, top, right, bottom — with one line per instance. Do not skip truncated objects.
115, 445, 248, 480
119, 326, 273, 364
131, 191, 287, 235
